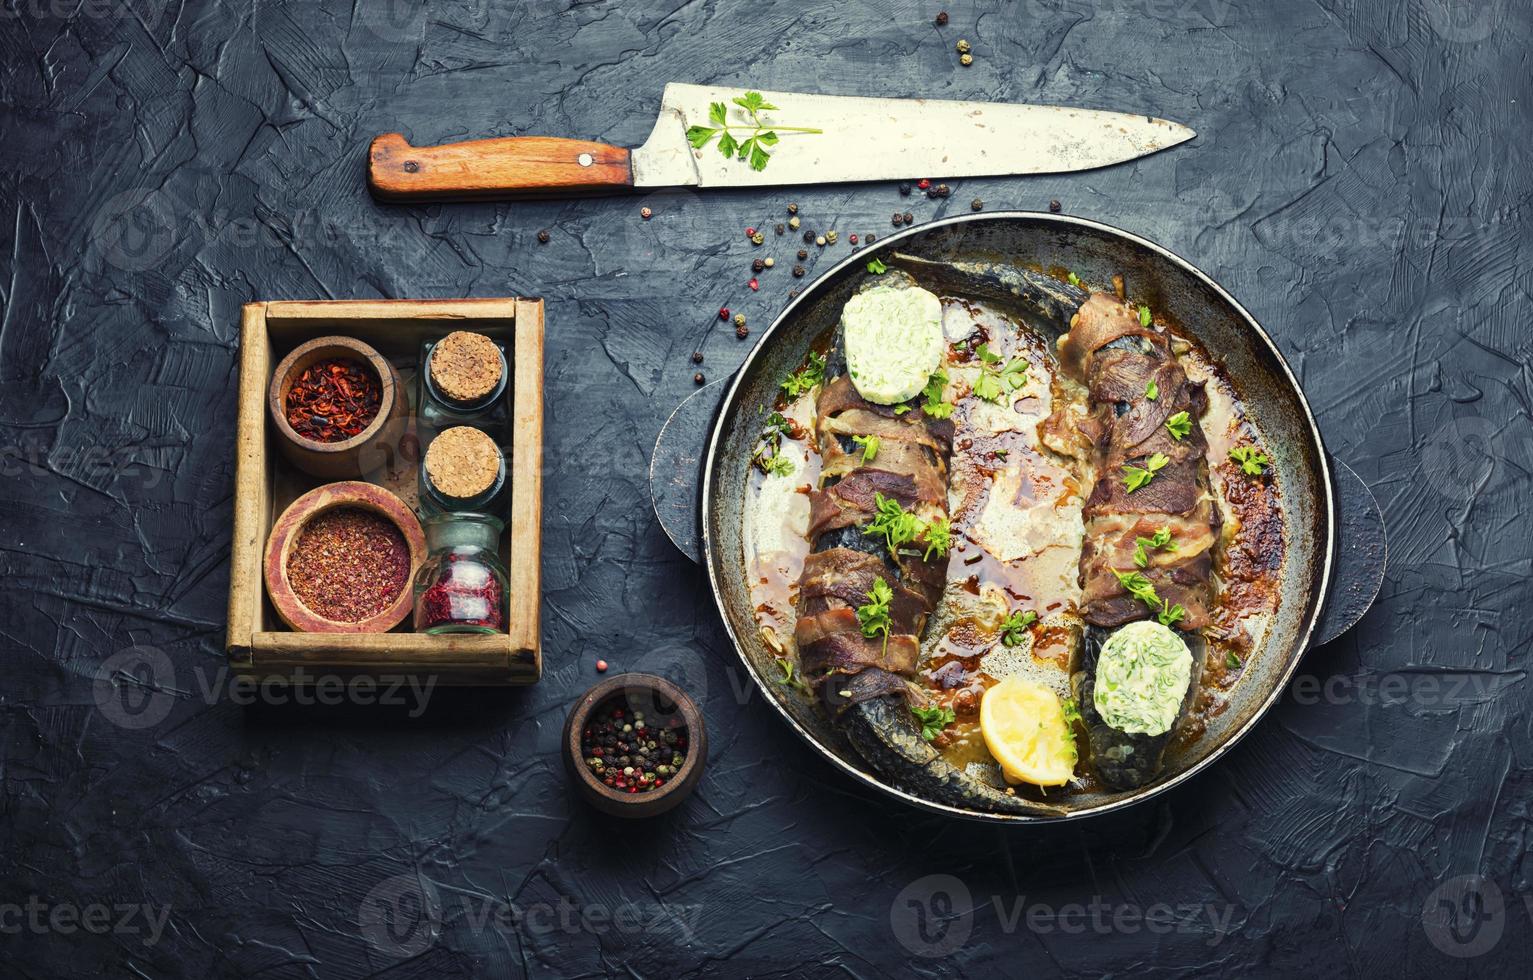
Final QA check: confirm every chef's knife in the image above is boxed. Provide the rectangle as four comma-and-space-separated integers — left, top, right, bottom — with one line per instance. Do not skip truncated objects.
368, 83, 1193, 202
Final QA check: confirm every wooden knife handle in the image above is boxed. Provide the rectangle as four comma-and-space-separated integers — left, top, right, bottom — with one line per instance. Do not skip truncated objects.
368, 132, 633, 202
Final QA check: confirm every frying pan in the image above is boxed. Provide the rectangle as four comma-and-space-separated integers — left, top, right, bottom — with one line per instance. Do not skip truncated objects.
651, 212, 1385, 822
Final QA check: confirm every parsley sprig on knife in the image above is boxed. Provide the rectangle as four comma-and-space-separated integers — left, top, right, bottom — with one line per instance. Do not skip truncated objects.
684, 92, 824, 171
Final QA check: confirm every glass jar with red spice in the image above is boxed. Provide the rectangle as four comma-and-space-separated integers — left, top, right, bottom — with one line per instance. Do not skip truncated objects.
412, 514, 508, 635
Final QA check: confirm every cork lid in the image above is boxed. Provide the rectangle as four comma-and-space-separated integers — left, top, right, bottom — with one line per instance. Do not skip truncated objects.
424, 426, 501, 499
429, 331, 503, 403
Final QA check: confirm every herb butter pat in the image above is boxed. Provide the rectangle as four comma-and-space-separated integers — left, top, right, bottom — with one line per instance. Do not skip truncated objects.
1092, 621, 1193, 736
841, 284, 945, 404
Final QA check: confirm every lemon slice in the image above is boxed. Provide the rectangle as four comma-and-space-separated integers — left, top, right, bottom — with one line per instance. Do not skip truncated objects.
980, 676, 1077, 787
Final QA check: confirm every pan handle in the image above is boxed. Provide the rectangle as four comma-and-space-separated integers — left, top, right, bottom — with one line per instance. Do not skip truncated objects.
649, 385, 1386, 643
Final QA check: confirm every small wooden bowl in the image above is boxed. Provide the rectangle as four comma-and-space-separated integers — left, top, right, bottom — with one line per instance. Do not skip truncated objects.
563, 674, 707, 818
269, 336, 406, 480
263, 481, 426, 633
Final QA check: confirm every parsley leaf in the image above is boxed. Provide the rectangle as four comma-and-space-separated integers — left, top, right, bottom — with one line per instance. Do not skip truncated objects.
753, 411, 796, 476
970, 343, 1028, 404
893, 405, 912, 415
851, 433, 880, 462
1145, 379, 1159, 401
1112, 569, 1187, 627
763, 455, 794, 476
774, 656, 813, 696
780, 351, 826, 398
910, 703, 956, 741
1061, 698, 1083, 726
1067, 271, 1081, 287
921, 516, 952, 561
1165, 411, 1192, 441
1225, 650, 1243, 670
1229, 445, 1271, 476
921, 370, 955, 419
856, 576, 893, 640
865, 492, 923, 557
1122, 452, 1170, 492
681, 91, 822, 171
866, 257, 888, 274
999, 609, 1037, 647
1138, 305, 1152, 327
1132, 526, 1175, 568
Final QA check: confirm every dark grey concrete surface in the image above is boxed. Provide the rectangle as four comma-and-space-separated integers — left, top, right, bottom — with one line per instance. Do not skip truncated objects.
2, 0, 1529, 976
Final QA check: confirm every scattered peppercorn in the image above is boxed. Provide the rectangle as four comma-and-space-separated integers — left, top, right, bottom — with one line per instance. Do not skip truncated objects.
788, 216, 801, 230
763, 256, 775, 268
694, 372, 705, 385
640, 206, 652, 220
786, 202, 799, 214
936, 183, 951, 198
775, 223, 785, 235
918, 178, 931, 190
971, 197, 984, 211
733, 313, 746, 328
865, 233, 875, 244
745, 226, 757, 237
803, 230, 815, 244
596, 659, 608, 672
959, 52, 973, 67
752, 258, 765, 273
956, 39, 971, 53
789, 288, 801, 298
902, 211, 914, 224
792, 265, 806, 277
892, 212, 904, 226
751, 231, 765, 246
899, 183, 912, 196
536, 229, 550, 244
1049, 199, 1062, 213
797, 248, 808, 260
815, 235, 826, 247
826, 229, 838, 244
849, 234, 859, 244
691, 351, 704, 364
719, 307, 730, 320
736, 324, 749, 338
748, 278, 760, 290
935, 10, 948, 25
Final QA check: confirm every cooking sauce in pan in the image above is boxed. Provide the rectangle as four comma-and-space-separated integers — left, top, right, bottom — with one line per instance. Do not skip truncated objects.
743, 289, 1285, 794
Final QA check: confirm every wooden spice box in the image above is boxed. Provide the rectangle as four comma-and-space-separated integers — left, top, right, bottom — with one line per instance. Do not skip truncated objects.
226, 299, 543, 684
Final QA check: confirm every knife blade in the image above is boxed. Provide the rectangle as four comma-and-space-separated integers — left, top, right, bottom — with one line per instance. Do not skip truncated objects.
368, 83, 1194, 203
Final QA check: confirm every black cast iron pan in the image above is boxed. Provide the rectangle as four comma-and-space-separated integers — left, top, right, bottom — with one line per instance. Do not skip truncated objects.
651, 212, 1385, 822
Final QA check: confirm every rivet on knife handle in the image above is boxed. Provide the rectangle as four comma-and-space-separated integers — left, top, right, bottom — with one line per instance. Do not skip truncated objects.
367, 133, 634, 202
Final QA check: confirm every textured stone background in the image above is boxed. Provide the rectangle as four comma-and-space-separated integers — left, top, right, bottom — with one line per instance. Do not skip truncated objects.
2, 0, 1530, 976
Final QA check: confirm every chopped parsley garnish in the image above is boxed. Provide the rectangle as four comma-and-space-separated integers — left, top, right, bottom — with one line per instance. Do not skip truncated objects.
971, 343, 1029, 404
753, 411, 796, 476
893, 405, 912, 415
1122, 452, 1170, 492
856, 576, 893, 643
865, 257, 888, 274
1111, 569, 1186, 627
780, 351, 827, 398
920, 369, 955, 419
1225, 650, 1243, 670
910, 703, 956, 741
1165, 411, 1192, 441
851, 433, 880, 462
1061, 698, 1083, 726
921, 516, 952, 561
1138, 305, 1152, 327
999, 609, 1038, 647
1067, 271, 1081, 287
1133, 526, 1175, 568
1145, 379, 1159, 401
1229, 445, 1271, 476
865, 492, 923, 556
774, 657, 813, 696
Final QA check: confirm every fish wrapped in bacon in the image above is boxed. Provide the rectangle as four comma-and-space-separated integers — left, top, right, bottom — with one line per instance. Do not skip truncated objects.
1057, 294, 1218, 789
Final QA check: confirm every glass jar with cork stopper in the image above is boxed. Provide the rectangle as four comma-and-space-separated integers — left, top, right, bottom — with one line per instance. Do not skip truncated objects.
419, 424, 508, 520
419, 330, 509, 432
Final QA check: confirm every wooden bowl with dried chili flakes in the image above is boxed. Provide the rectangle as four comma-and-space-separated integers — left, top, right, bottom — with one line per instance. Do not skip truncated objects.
268, 336, 406, 480
263, 481, 426, 633
562, 674, 707, 818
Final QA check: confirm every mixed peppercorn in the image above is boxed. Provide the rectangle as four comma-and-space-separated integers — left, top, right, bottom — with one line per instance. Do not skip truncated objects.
581, 699, 690, 794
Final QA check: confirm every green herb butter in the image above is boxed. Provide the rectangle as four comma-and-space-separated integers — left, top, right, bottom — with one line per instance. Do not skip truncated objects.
1093, 620, 1193, 736
841, 284, 944, 404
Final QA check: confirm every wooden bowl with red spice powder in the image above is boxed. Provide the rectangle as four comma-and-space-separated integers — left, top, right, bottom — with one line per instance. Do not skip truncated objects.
263, 481, 426, 633
268, 336, 406, 480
